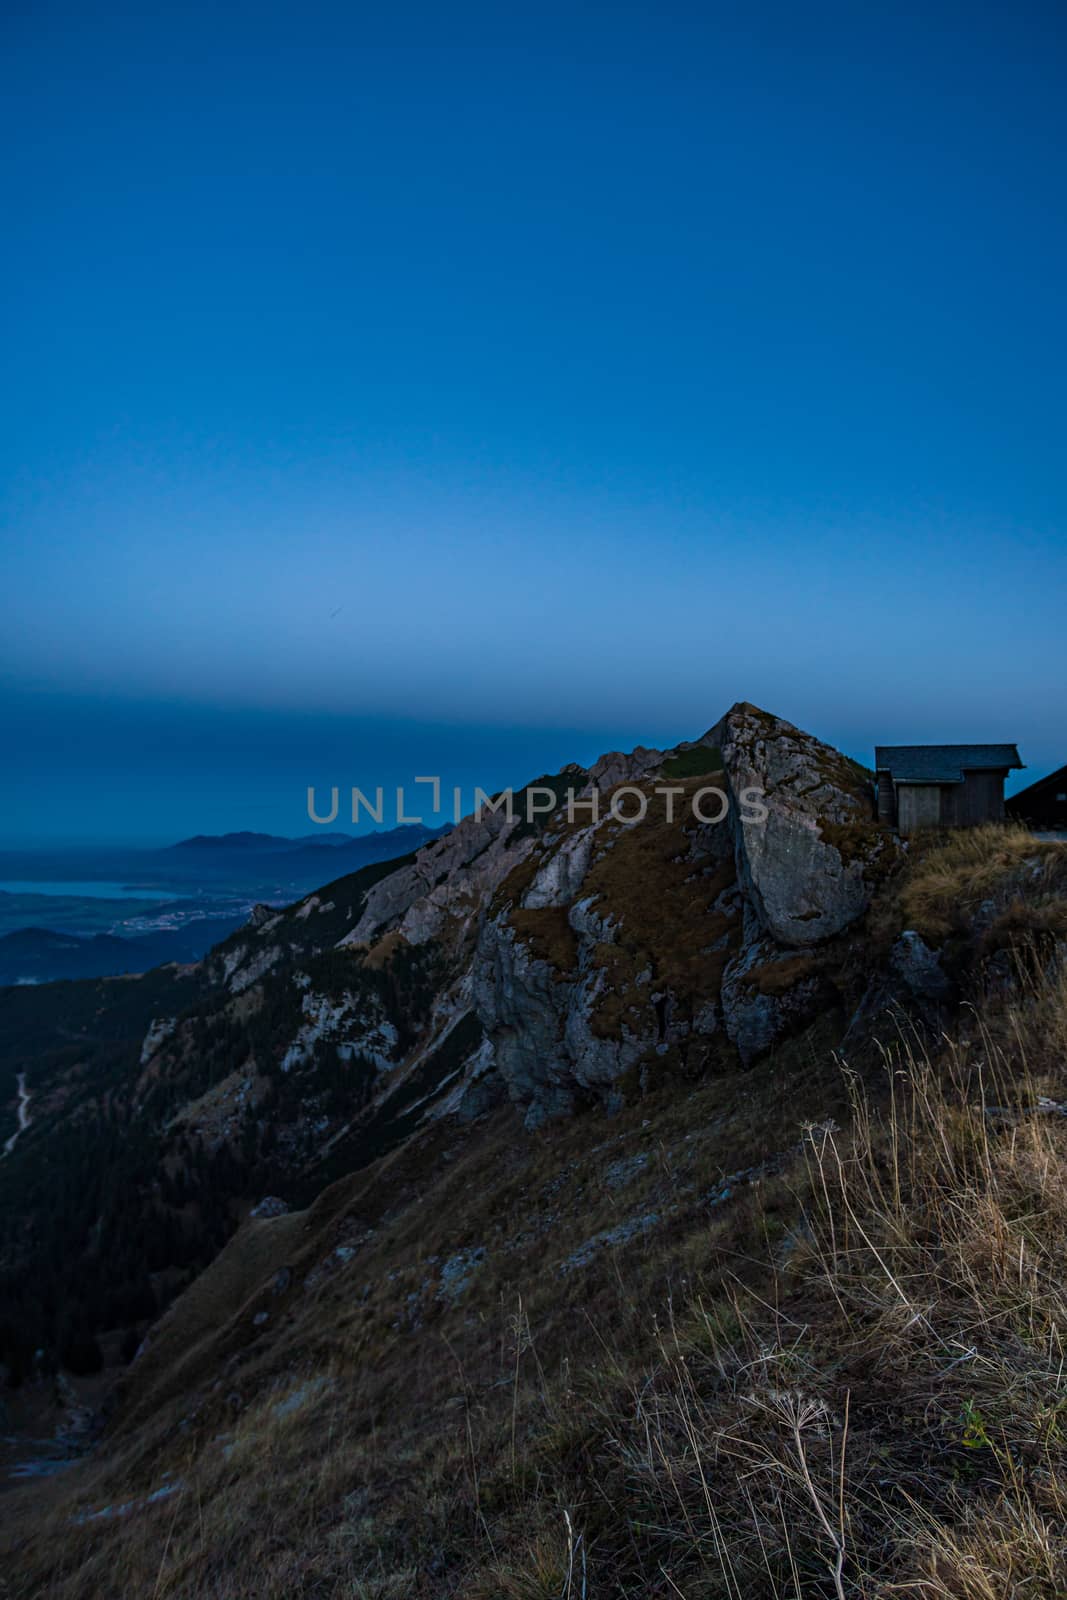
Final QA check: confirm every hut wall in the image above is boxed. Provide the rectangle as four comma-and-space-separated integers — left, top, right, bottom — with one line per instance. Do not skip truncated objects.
959, 770, 1005, 825
897, 784, 943, 833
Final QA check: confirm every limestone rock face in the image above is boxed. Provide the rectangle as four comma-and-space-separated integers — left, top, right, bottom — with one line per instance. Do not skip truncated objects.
469, 905, 655, 1130
522, 831, 597, 909
711, 703, 895, 949
342, 805, 534, 950
465, 761, 742, 1123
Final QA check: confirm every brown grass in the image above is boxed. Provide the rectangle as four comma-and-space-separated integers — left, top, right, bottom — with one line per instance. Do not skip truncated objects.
508, 907, 579, 974
896, 825, 1067, 942
580, 781, 740, 1034
362, 929, 409, 970
493, 777, 742, 1043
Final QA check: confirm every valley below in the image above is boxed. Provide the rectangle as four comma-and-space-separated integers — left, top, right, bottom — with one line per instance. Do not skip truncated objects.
0, 824, 447, 984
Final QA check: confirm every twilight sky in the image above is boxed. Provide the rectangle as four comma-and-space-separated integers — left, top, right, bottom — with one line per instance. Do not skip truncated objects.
2, 0, 1065, 842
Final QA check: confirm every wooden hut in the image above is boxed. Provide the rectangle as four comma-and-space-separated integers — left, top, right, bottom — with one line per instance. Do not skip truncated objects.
875, 744, 1022, 834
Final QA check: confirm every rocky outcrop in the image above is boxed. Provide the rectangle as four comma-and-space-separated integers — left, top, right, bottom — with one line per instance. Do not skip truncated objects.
695, 703, 899, 1065
291, 703, 899, 1124
584, 745, 664, 793
280, 990, 401, 1075
711, 703, 895, 948
470, 909, 654, 1129
341, 804, 535, 950
178, 705, 895, 1136
466, 761, 738, 1123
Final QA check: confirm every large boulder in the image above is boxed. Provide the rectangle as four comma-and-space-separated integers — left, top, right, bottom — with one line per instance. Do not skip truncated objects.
711, 703, 895, 947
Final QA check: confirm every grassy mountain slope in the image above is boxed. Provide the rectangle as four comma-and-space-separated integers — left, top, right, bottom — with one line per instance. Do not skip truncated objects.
4, 826, 1067, 1597
2, 706, 1066, 1596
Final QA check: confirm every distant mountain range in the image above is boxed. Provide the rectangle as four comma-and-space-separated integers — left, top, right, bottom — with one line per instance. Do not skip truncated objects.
170, 830, 360, 852
145, 824, 452, 890
0, 823, 452, 983
0, 823, 453, 896
164, 825, 449, 872
0, 916, 247, 985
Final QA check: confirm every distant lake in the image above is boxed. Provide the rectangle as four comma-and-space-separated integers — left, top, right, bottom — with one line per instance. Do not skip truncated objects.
0, 881, 179, 901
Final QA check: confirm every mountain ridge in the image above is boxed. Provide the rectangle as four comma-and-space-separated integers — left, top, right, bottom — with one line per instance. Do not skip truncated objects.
0, 702, 895, 1376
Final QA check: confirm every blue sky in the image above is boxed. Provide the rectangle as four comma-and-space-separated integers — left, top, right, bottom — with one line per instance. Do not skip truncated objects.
2, 0, 1065, 841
